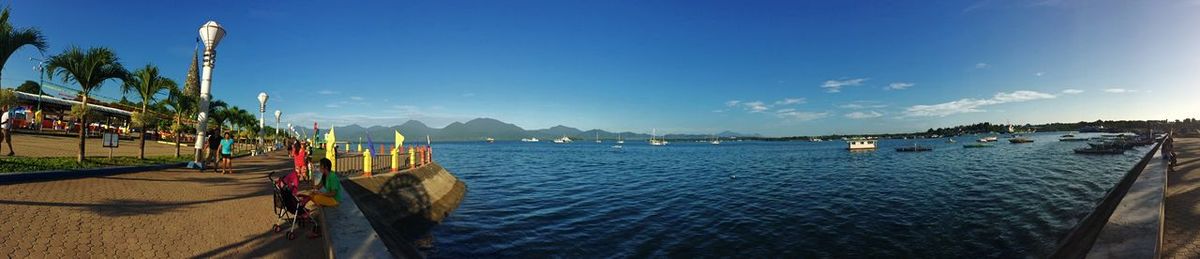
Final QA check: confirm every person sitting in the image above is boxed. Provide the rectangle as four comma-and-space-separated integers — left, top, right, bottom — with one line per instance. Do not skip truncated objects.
304, 158, 341, 209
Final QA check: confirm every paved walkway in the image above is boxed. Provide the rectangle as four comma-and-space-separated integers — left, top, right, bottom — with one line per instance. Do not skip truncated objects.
0, 151, 326, 258
1163, 137, 1200, 258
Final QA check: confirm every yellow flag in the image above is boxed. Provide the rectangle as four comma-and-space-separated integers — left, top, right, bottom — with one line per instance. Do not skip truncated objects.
394, 130, 405, 148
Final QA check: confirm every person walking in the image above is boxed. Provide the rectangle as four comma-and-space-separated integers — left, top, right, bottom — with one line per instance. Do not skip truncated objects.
0, 105, 14, 156
1164, 131, 1176, 172
220, 132, 234, 174
206, 130, 220, 172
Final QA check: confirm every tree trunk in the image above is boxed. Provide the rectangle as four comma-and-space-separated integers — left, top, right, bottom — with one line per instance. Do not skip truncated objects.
138, 106, 147, 160
77, 97, 88, 163
174, 115, 181, 158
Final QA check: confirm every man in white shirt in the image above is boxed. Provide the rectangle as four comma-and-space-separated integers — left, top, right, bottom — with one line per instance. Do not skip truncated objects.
0, 105, 12, 156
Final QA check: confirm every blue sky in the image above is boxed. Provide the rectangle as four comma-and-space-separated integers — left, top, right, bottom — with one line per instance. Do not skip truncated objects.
4, 0, 1199, 136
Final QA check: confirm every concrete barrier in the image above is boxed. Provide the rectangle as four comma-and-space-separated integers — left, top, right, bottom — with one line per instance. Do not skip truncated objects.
337, 162, 467, 258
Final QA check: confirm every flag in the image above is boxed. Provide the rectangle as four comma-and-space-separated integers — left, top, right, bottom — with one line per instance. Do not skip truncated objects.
395, 130, 405, 148
365, 130, 377, 155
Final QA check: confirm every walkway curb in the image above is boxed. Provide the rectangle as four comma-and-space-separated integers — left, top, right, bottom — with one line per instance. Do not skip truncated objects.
0, 162, 188, 184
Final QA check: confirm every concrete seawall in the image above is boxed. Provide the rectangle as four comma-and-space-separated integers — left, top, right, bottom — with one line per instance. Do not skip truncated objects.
339, 162, 468, 258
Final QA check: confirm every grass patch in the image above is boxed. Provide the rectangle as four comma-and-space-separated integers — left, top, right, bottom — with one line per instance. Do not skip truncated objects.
0, 155, 195, 174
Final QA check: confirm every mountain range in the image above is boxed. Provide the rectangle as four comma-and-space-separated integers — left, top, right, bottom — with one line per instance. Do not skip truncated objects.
294, 118, 760, 143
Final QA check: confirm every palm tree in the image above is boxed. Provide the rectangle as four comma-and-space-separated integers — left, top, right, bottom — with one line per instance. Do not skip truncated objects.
0, 7, 47, 84
44, 46, 127, 162
123, 64, 177, 159
162, 85, 192, 157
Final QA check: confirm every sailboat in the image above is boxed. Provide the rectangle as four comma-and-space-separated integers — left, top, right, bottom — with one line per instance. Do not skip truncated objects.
617, 134, 625, 144
595, 132, 601, 143
710, 135, 721, 145
649, 129, 668, 146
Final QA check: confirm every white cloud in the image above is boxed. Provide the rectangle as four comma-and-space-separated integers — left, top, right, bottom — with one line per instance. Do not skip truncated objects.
821, 78, 868, 93
325, 103, 341, 108
1061, 89, 1084, 94
1104, 88, 1137, 93
775, 108, 796, 113
975, 62, 990, 69
1035, 72, 1045, 77
845, 111, 883, 119
902, 90, 1056, 117
318, 90, 339, 95
839, 101, 888, 109
776, 111, 829, 121
743, 101, 769, 113
725, 100, 741, 107
775, 98, 806, 105
885, 82, 914, 90
349, 96, 364, 101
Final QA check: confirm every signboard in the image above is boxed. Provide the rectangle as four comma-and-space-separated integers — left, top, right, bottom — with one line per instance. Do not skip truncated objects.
103, 133, 119, 148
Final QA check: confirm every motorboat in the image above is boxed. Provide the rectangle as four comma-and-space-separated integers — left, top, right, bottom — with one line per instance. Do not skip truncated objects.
846, 138, 877, 150
1009, 135, 1034, 143
521, 137, 540, 142
977, 136, 999, 142
553, 136, 572, 144
963, 143, 993, 148
485, 137, 495, 143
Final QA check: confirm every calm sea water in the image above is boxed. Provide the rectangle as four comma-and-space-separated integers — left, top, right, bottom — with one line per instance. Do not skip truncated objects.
426, 132, 1149, 258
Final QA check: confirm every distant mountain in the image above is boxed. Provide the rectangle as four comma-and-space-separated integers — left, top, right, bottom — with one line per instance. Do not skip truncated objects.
318, 118, 760, 143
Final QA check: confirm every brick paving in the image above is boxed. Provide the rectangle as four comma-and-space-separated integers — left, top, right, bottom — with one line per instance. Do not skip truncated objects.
1163, 137, 1200, 258
0, 151, 326, 258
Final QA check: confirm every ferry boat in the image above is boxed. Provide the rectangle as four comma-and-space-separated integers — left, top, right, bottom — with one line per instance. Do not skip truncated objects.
846, 138, 877, 150
553, 136, 572, 144
521, 137, 540, 142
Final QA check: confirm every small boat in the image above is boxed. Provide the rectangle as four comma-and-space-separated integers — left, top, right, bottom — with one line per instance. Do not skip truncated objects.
895, 144, 932, 152
710, 135, 721, 145
846, 138, 877, 150
963, 143, 993, 148
617, 134, 625, 144
978, 136, 999, 142
553, 136, 572, 144
595, 132, 602, 143
1074, 147, 1125, 154
485, 137, 495, 143
649, 129, 668, 146
521, 137, 540, 142
1009, 135, 1034, 143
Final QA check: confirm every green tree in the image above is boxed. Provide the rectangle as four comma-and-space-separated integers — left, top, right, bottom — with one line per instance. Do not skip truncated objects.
162, 84, 193, 157
44, 46, 127, 162
0, 7, 47, 86
123, 64, 176, 159
14, 80, 40, 95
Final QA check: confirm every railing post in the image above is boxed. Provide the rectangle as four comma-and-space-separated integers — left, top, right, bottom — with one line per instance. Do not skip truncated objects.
425, 145, 432, 163
363, 149, 373, 176
390, 145, 399, 172
408, 147, 416, 168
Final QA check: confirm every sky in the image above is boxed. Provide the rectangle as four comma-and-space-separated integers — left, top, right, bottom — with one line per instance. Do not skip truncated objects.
4, 0, 1199, 137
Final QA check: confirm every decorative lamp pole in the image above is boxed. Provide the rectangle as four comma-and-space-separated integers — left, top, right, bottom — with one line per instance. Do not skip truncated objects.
191, 21, 226, 168
30, 55, 47, 130
274, 109, 281, 143
257, 92, 268, 153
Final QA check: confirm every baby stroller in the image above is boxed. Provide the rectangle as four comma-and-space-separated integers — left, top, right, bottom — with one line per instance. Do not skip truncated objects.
268, 170, 319, 240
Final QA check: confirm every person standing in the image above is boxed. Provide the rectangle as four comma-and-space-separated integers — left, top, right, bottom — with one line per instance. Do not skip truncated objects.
207, 130, 220, 171
0, 105, 14, 156
1163, 132, 1176, 172
220, 132, 234, 174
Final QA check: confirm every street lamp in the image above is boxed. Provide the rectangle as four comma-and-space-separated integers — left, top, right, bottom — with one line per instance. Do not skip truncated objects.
30, 55, 47, 131
274, 109, 281, 144
191, 21, 226, 168
257, 91, 268, 154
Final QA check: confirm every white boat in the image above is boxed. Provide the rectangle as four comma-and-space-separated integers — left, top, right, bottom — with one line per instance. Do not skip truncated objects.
617, 134, 625, 144
977, 136, 998, 142
710, 135, 721, 145
485, 137, 495, 143
595, 132, 601, 143
553, 136, 572, 144
649, 129, 668, 146
846, 138, 877, 150
521, 137, 540, 142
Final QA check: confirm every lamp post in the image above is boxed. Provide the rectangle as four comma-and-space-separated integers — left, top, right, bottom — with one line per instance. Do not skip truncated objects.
191, 21, 225, 168
274, 109, 281, 145
30, 55, 47, 131
257, 92, 268, 154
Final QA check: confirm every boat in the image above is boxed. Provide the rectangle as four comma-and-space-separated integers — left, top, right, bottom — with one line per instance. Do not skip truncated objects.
649, 129, 668, 146
946, 138, 956, 143
595, 132, 602, 143
617, 134, 625, 144
521, 137, 540, 142
977, 136, 998, 142
553, 136, 572, 144
710, 135, 721, 145
485, 137, 495, 143
846, 138, 877, 150
895, 144, 932, 152
1074, 147, 1125, 154
963, 143, 993, 148
1009, 135, 1034, 143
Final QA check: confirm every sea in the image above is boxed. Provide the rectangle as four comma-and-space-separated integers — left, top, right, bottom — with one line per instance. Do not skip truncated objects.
422, 132, 1150, 258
